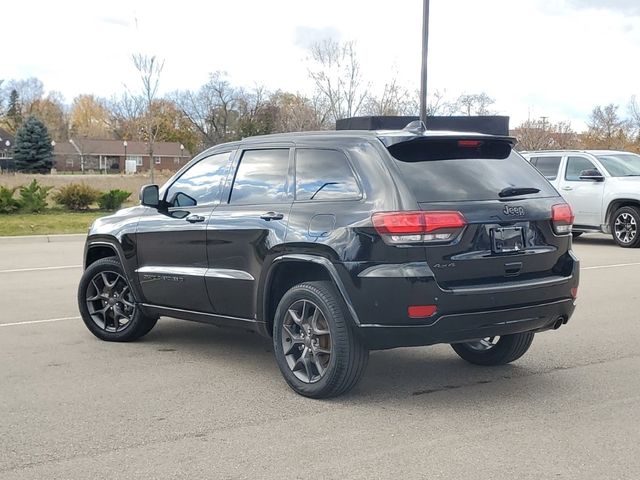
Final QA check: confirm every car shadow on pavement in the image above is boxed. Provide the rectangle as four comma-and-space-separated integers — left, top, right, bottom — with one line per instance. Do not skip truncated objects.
137, 319, 554, 405
572, 234, 614, 246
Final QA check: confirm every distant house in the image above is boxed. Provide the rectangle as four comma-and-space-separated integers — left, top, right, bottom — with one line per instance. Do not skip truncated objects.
53, 139, 191, 173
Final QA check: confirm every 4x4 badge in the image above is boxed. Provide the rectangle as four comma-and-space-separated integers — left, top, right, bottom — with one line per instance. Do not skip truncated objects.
503, 205, 526, 216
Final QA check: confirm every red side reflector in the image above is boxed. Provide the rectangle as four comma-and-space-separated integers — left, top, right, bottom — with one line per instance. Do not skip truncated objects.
571, 287, 578, 300
408, 305, 437, 318
458, 140, 482, 148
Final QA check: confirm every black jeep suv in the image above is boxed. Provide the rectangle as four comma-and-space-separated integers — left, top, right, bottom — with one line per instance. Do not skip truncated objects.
78, 127, 579, 398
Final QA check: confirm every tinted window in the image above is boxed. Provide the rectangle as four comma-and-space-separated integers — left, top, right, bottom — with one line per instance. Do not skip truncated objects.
565, 156, 597, 181
166, 151, 232, 207
230, 149, 290, 204
530, 156, 561, 180
389, 147, 557, 202
295, 149, 360, 201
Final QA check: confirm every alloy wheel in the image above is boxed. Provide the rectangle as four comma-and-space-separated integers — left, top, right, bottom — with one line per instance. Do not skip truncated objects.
280, 299, 332, 383
85, 271, 136, 332
614, 212, 637, 244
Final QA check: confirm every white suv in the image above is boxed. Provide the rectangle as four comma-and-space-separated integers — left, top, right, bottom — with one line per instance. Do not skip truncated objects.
521, 150, 640, 248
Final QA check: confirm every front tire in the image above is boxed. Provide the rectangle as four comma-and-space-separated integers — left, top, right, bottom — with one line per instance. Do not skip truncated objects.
273, 281, 369, 398
451, 332, 534, 366
611, 206, 640, 248
78, 257, 158, 342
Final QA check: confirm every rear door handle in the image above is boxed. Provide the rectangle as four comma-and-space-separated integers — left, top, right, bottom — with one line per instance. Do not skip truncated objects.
561, 186, 573, 191
260, 212, 284, 221
185, 214, 205, 223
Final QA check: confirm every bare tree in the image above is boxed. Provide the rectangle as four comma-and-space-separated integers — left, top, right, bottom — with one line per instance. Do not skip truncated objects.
628, 96, 640, 142
454, 92, 496, 116
513, 118, 579, 151
132, 53, 164, 183
584, 104, 630, 149
173, 71, 238, 148
307, 39, 369, 124
365, 77, 414, 116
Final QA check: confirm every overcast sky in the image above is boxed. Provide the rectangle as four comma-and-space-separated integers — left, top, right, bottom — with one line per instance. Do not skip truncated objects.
4, 0, 640, 129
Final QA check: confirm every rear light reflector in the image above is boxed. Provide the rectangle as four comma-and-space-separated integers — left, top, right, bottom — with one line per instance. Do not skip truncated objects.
571, 287, 578, 300
408, 305, 437, 318
372, 211, 467, 245
552, 203, 574, 234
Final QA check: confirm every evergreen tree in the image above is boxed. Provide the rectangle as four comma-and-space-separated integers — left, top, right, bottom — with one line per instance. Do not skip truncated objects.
6, 89, 23, 133
13, 116, 53, 173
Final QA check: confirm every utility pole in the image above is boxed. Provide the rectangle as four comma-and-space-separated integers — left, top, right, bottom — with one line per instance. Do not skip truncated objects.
419, 0, 430, 126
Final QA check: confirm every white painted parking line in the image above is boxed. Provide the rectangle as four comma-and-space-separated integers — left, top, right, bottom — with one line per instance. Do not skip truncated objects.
0, 265, 82, 274
583, 262, 640, 271
0, 316, 80, 327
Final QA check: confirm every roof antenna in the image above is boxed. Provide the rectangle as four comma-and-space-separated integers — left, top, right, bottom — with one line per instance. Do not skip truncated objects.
403, 120, 427, 133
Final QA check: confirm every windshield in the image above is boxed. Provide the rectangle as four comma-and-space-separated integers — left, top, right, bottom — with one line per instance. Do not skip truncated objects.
596, 153, 640, 177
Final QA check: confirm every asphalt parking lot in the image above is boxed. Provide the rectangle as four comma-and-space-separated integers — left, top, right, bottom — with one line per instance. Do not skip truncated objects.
1, 234, 639, 479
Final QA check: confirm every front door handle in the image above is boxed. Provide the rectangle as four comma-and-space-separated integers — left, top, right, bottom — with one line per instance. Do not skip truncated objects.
260, 212, 284, 221
561, 186, 573, 191
185, 214, 205, 223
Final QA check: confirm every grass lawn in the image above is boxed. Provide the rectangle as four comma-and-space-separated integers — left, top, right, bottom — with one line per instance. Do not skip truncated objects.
0, 211, 106, 236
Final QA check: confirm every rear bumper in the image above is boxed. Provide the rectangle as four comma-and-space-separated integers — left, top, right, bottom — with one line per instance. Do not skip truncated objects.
357, 298, 576, 350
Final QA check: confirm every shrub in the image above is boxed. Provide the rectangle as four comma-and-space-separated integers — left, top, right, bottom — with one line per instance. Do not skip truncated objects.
98, 189, 131, 211
0, 186, 21, 214
18, 179, 53, 213
53, 183, 100, 211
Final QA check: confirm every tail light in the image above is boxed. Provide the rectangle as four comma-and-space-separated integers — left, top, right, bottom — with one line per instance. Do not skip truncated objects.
552, 204, 574, 235
372, 211, 467, 245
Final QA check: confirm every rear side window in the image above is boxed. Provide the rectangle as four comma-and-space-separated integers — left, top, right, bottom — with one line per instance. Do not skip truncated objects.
565, 156, 597, 181
387, 140, 557, 202
165, 151, 232, 207
295, 149, 361, 201
530, 156, 562, 180
229, 149, 290, 204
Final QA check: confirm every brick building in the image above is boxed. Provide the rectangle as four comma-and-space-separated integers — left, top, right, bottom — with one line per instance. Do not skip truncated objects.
53, 138, 191, 173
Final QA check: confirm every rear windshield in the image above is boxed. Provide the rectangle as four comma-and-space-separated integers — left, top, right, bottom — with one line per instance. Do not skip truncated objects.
387, 140, 557, 202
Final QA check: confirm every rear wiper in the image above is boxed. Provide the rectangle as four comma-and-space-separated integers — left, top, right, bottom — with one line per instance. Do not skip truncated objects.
499, 187, 541, 198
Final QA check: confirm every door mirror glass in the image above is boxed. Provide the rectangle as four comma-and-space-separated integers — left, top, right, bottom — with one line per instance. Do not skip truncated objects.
140, 184, 159, 207
579, 169, 604, 181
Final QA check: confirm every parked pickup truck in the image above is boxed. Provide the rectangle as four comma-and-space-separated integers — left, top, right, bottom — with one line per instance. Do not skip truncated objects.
522, 150, 640, 248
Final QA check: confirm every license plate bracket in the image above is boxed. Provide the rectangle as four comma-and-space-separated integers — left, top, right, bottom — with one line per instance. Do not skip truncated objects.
491, 227, 524, 254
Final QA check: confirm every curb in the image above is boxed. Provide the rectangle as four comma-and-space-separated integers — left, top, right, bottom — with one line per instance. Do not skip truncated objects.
0, 233, 87, 244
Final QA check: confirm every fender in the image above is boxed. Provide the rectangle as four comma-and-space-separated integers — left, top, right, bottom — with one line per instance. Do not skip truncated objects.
84, 236, 144, 303
260, 254, 362, 329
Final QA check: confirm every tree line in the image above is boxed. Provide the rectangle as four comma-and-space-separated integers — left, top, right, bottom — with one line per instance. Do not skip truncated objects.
2, 39, 638, 157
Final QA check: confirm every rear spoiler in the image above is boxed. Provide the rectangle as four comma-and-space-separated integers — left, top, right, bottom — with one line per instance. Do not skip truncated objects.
382, 134, 517, 162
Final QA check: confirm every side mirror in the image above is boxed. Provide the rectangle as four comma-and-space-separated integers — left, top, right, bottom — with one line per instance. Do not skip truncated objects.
579, 169, 604, 182
140, 184, 159, 207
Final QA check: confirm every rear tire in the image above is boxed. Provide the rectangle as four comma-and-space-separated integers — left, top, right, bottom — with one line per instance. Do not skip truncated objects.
611, 206, 640, 248
451, 332, 534, 366
273, 281, 369, 398
78, 257, 158, 342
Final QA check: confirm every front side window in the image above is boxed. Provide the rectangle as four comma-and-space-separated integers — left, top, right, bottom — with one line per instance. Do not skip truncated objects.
530, 156, 562, 180
565, 156, 597, 181
229, 149, 290, 204
165, 151, 233, 207
295, 149, 361, 201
